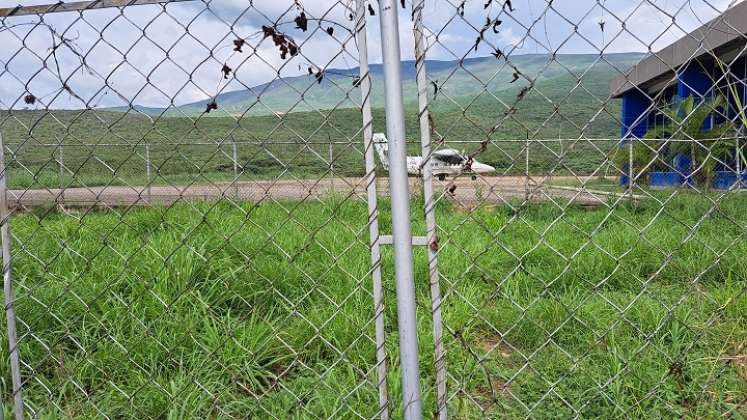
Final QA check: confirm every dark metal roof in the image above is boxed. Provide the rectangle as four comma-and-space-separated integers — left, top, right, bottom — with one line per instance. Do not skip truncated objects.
610, 0, 747, 98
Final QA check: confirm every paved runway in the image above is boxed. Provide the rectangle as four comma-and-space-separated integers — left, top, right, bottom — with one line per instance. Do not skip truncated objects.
6, 176, 629, 210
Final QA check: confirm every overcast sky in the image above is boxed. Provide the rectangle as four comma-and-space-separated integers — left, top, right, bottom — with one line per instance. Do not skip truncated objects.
0, 0, 741, 109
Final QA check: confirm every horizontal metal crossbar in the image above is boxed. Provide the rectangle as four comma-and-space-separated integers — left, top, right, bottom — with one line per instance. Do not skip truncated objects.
379, 235, 430, 247
0, 0, 196, 17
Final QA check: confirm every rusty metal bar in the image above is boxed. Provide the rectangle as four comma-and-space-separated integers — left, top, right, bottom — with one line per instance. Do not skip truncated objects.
0, 132, 24, 420
0, 0, 196, 17
354, 0, 389, 418
412, 0, 447, 417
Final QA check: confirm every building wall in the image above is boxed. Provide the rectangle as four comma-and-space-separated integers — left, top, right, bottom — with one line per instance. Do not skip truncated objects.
618, 56, 746, 188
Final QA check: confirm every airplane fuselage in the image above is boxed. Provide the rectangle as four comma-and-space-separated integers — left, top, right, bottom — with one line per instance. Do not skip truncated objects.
406, 156, 495, 179
373, 132, 495, 180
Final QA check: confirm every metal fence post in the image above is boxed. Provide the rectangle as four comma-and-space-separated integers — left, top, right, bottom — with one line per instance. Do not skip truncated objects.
145, 142, 151, 203
628, 139, 634, 197
412, 0, 446, 417
377, 1, 423, 418
736, 137, 742, 189
58, 142, 64, 207
0, 133, 25, 420
329, 136, 334, 193
232, 140, 239, 200
355, 0, 390, 417
525, 130, 530, 202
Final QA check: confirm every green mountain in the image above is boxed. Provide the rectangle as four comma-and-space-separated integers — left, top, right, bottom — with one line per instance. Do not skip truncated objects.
2, 52, 646, 185
145, 52, 643, 118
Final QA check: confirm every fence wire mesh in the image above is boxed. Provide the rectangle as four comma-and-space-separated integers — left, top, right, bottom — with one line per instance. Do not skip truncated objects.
411, 0, 747, 418
0, 1, 392, 418
1, 0, 747, 419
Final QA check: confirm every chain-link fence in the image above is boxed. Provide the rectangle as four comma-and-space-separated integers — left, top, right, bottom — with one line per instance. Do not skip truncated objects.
2, 0, 747, 418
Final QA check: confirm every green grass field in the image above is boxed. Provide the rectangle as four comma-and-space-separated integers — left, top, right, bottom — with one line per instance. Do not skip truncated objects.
0, 107, 619, 190
0, 52, 632, 191
2, 192, 746, 418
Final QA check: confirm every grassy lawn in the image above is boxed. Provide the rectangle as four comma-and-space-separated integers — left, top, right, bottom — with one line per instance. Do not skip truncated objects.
1, 109, 619, 190
1, 193, 746, 418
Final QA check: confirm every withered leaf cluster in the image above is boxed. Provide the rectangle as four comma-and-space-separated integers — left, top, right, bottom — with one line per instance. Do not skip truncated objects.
516, 85, 531, 100
475, 16, 503, 53
308, 66, 324, 84
492, 19, 503, 33
221, 64, 232, 79
485, 0, 514, 11
205, 100, 218, 113
261, 25, 299, 60
294, 12, 308, 31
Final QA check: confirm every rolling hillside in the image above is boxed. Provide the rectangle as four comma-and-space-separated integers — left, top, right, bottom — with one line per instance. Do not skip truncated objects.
1, 52, 647, 186
149, 52, 644, 117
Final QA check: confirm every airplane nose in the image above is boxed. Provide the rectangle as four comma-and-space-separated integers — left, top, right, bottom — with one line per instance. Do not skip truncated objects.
473, 162, 495, 173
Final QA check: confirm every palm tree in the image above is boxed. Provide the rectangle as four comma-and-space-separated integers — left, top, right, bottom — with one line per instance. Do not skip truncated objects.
644, 95, 736, 189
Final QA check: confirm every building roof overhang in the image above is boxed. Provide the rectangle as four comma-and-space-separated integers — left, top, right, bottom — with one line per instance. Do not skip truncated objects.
610, 1, 747, 98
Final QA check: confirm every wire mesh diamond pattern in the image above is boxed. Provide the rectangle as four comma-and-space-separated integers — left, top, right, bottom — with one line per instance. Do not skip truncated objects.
411, 0, 747, 418
2, 0, 747, 419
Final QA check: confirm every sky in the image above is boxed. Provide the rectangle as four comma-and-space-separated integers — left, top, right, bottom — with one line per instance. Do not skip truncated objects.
0, 0, 742, 109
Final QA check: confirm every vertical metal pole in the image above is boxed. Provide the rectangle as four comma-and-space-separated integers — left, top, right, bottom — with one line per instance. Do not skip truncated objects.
232, 140, 239, 200
628, 139, 634, 197
355, 1, 389, 418
558, 122, 563, 185
525, 130, 530, 202
412, 1, 446, 418
58, 143, 63, 190
58, 142, 64, 208
329, 136, 335, 193
377, 1, 422, 418
736, 137, 742, 189
0, 133, 25, 420
145, 143, 152, 204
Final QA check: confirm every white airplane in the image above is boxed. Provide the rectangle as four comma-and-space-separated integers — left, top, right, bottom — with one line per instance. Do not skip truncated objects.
373, 133, 495, 180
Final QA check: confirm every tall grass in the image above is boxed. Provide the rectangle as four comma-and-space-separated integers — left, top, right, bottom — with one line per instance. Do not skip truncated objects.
0, 108, 619, 189
2, 193, 746, 418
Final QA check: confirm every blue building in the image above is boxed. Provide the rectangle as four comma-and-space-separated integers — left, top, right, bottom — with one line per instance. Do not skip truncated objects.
609, 1, 747, 189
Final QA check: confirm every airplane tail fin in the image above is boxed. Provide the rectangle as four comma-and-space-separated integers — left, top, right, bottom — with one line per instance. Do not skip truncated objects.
372, 133, 389, 169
